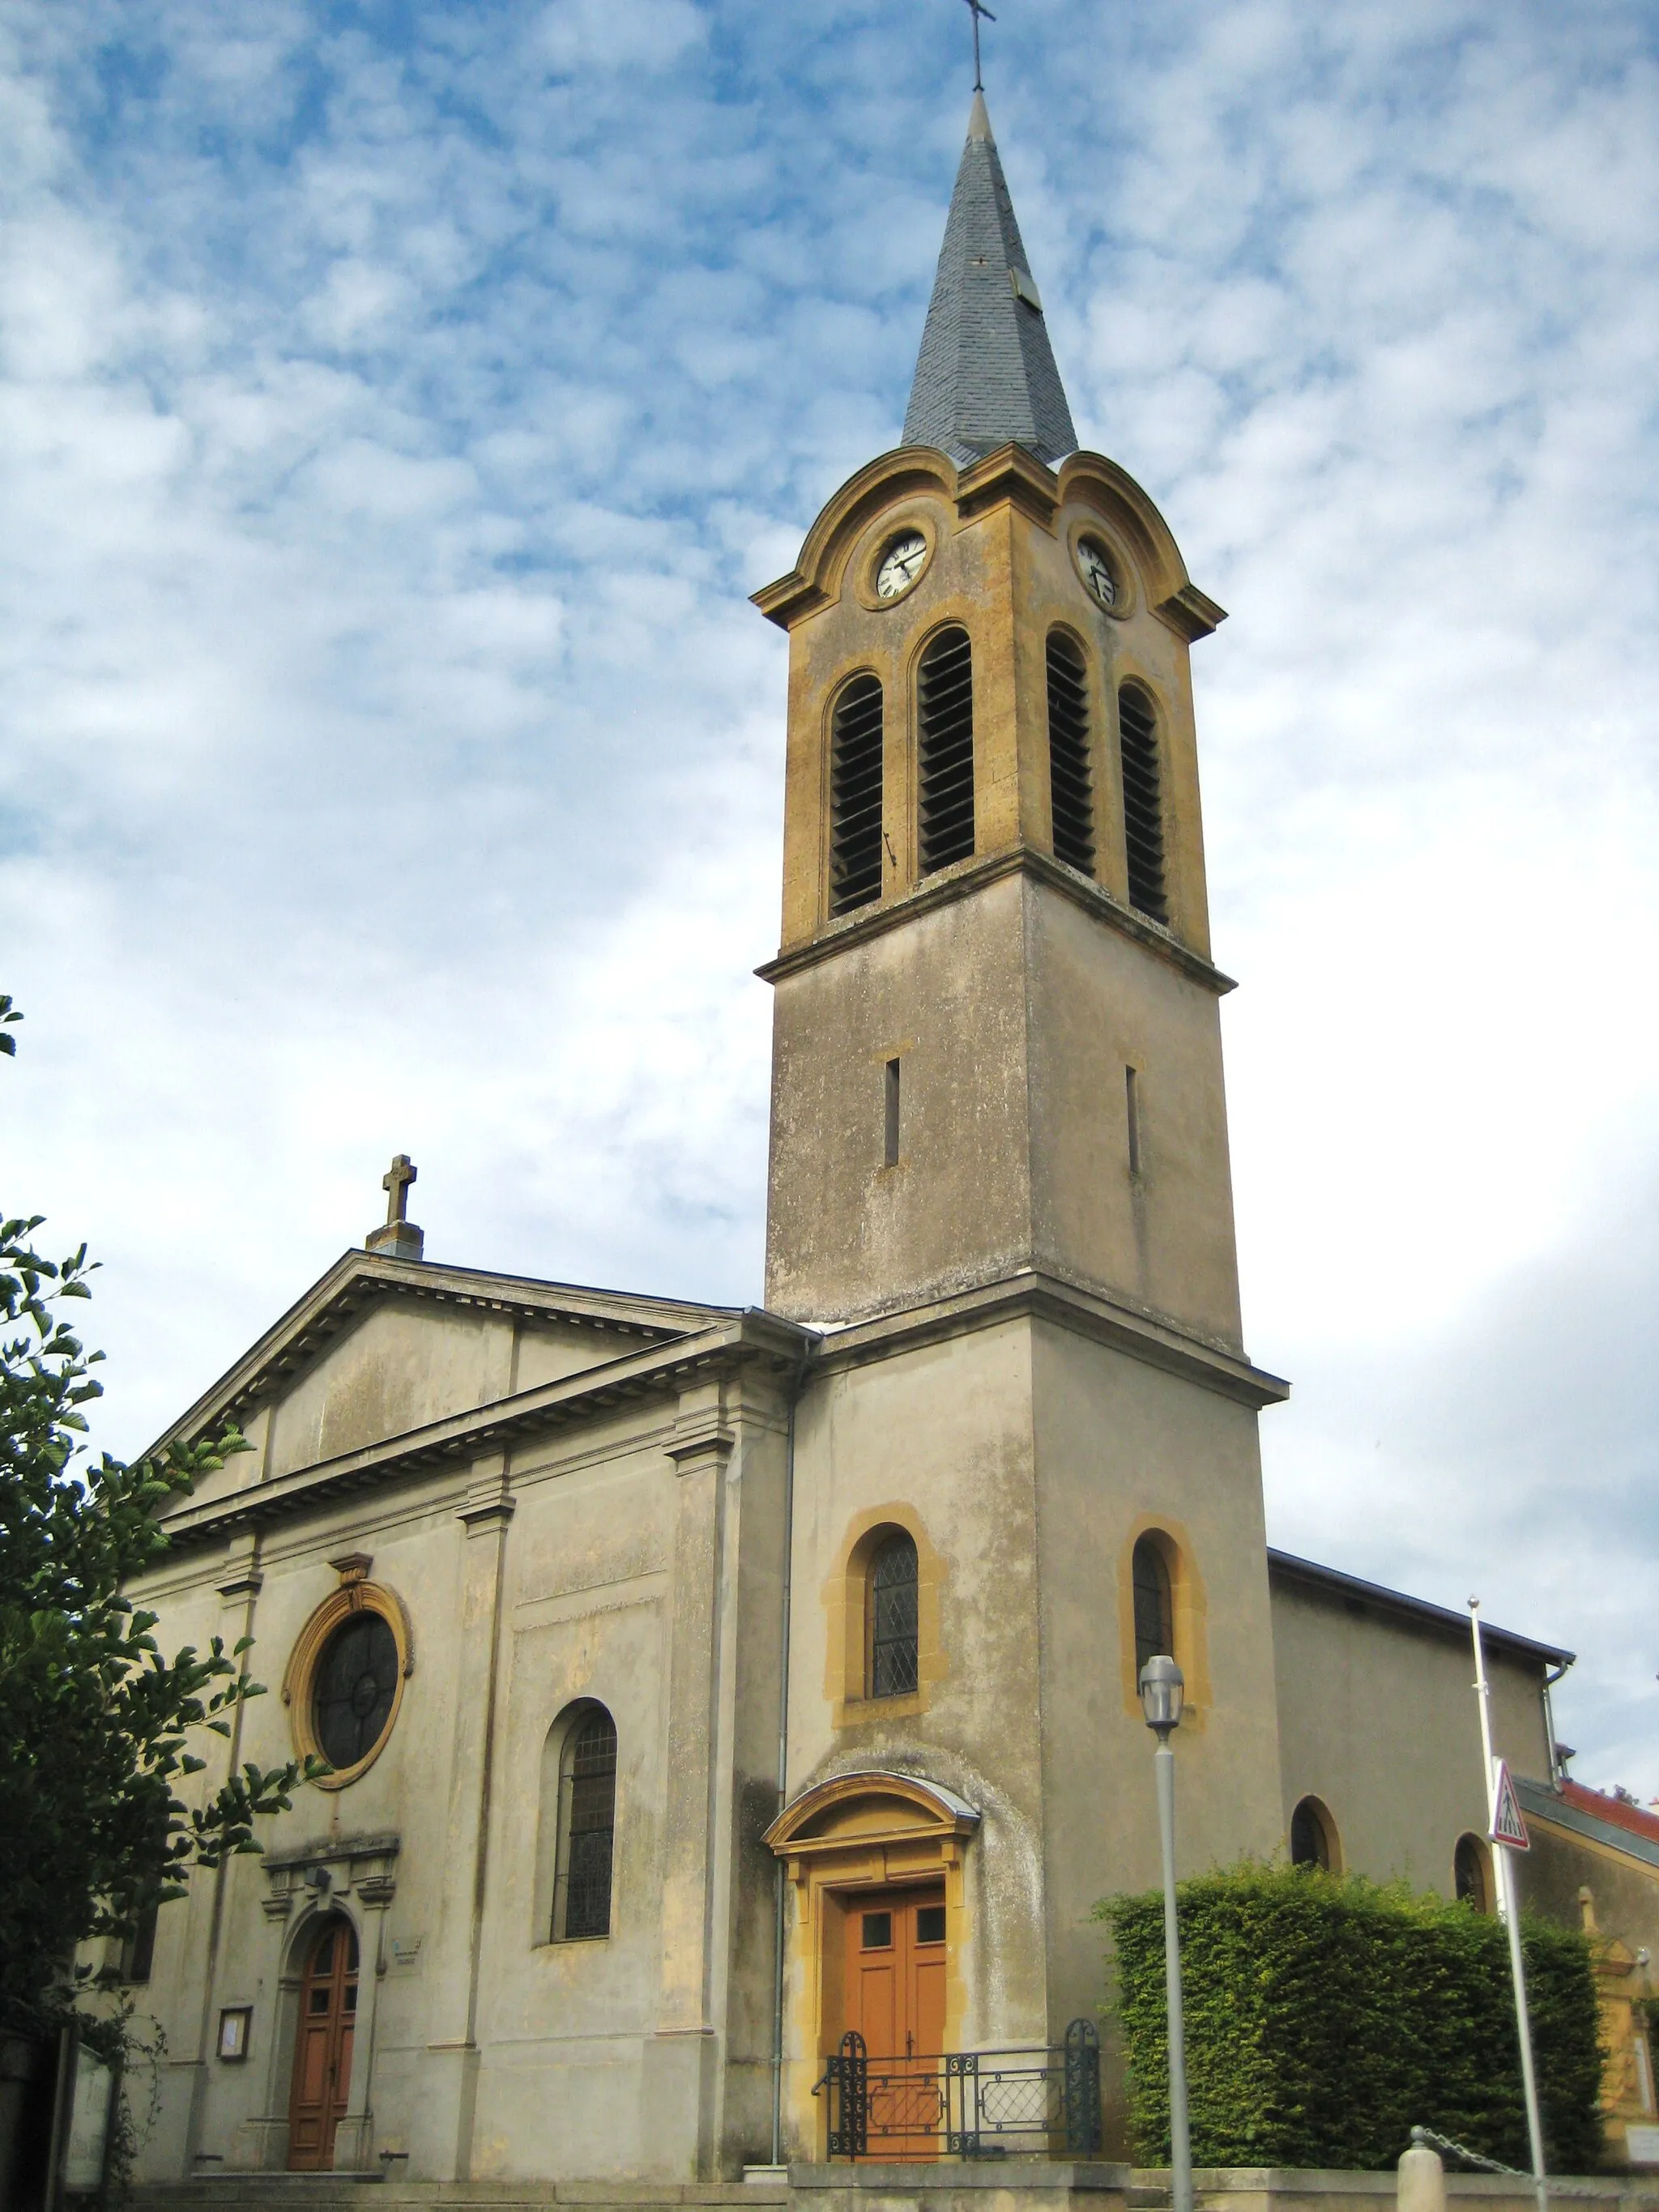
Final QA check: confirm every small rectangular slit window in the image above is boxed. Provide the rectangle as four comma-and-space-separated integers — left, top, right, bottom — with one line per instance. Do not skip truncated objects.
1125, 1065, 1141, 1179
884, 1057, 901, 1168
861, 1912, 893, 1950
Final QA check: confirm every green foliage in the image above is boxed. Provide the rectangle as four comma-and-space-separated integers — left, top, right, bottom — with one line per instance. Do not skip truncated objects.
1098, 1862, 1604, 2173
0, 1000, 326, 2044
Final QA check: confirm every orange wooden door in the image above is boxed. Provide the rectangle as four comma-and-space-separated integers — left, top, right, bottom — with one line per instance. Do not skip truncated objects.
843, 1889, 947, 2157
288, 1918, 358, 2170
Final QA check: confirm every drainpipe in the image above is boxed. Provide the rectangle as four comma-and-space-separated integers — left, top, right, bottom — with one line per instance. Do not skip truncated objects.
770, 1334, 815, 2171
1542, 1656, 1576, 1786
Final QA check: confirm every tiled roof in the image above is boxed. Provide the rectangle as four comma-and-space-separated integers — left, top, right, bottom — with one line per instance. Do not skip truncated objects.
902, 93, 1077, 468
1559, 1780, 1659, 1848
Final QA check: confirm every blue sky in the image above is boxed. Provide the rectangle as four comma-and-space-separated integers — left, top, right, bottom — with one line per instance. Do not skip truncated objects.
3, 0, 1658, 1795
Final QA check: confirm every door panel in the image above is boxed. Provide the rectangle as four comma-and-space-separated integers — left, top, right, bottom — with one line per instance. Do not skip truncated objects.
288, 1919, 358, 2171
840, 1888, 947, 2159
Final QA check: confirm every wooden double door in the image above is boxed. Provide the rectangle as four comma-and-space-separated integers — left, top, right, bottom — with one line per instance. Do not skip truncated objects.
842, 1886, 947, 2157
288, 1917, 357, 2170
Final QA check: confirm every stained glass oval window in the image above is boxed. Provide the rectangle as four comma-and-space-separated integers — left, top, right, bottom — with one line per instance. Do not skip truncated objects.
313, 1612, 399, 1771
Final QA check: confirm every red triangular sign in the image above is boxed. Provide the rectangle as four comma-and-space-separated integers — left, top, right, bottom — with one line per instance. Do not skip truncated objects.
1491, 1760, 1530, 1851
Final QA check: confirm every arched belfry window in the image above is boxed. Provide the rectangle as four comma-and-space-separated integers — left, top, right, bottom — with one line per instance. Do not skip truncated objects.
1132, 1534, 1174, 1674
1117, 684, 1168, 923
917, 628, 975, 875
1046, 632, 1095, 876
868, 1532, 920, 1699
829, 674, 885, 917
552, 1704, 618, 1941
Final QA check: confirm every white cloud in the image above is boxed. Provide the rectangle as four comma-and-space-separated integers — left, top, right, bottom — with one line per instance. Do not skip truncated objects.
2, 0, 1657, 1797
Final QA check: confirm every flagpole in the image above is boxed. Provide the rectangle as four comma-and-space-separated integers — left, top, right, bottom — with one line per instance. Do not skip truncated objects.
1470, 1600, 1549, 2212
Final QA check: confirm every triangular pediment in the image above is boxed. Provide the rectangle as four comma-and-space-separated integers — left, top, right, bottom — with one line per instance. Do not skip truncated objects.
153, 1251, 736, 1507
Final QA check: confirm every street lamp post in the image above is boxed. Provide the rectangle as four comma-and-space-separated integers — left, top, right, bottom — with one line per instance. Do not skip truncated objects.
1140, 1655, 1193, 2212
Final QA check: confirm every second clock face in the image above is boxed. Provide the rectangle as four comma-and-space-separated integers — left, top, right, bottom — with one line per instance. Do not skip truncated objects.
1077, 536, 1120, 610
876, 531, 929, 600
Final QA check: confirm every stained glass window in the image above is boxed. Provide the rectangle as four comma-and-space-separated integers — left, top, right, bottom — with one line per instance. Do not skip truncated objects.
869, 1533, 919, 1699
1132, 1536, 1174, 1675
313, 1613, 398, 1771
557, 1707, 617, 1941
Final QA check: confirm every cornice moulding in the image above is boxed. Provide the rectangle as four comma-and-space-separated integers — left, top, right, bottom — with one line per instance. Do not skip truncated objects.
805, 1268, 1289, 1411
757, 846, 1236, 996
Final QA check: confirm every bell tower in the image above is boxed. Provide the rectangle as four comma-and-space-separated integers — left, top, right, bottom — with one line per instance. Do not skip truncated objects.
757, 96, 1289, 2117
756, 94, 1242, 1349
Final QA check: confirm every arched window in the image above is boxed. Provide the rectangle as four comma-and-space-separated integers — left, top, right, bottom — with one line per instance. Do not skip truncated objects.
1046, 632, 1095, 876
830, 674, 885, 917
552, 1705, 618, 1941
1117, 684, 1168, 923
1132, 1533, 1174, 1674
1454, 1832, 1492, 1912
917, 628, 975, 875
1290, 1795, 1338, 1873
868, 1532, 920, 1699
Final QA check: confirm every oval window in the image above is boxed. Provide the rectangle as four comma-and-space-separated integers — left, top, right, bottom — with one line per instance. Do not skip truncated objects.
313, 1612, 399, 1771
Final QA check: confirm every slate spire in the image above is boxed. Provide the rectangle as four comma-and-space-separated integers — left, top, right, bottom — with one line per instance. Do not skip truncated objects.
902, 92, 1077, 469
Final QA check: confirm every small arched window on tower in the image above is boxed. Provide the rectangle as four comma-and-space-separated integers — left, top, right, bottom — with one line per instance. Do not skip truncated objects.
1132, 1533, 1175, 1674
1454, 1831, 1493, 1913
868, 1531, 920, 1698
829, 674, 885, 917
1045, 632, 1095, 876
1117, 684, 1168, 923
917, 628, 975, 875
552, 1704, 618, 1941
1290, 1795, 1339, 1873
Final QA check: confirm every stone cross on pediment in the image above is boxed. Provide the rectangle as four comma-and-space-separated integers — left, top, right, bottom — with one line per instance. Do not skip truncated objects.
382, 1153, 416, 1225
366, 1154, 424, 1262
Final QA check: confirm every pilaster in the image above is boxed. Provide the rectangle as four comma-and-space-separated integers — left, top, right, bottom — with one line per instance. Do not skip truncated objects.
645, 1383, 736, 2176
408, 1451, 513, 2181
180, 1535, 266, 2176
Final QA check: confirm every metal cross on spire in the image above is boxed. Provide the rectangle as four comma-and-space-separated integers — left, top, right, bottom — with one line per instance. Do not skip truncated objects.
960, 0, 996, 91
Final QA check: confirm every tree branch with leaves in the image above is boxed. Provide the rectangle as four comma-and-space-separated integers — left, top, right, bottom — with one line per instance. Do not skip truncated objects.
0, 996, 325, 2047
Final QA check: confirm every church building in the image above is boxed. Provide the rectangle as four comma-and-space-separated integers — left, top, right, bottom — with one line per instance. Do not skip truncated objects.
117, 93, 1647, 2192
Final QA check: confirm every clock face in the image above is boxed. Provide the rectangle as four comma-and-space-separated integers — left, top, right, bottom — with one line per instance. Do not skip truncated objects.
1077, 537, 1119, 609
876, 531, 929, 600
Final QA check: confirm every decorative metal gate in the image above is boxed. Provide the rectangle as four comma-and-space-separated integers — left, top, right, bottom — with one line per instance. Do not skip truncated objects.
816, 2018, 1102, 2161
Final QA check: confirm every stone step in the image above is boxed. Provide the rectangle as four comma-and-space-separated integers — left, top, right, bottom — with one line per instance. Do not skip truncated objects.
132, 2184, 787, 2212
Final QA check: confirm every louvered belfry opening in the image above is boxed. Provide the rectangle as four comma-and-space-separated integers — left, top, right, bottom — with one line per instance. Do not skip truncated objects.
829, 673, 885, 917
1117, 684, 1168, 923
917, 626, 975, 875
1045, 631, 1095, 876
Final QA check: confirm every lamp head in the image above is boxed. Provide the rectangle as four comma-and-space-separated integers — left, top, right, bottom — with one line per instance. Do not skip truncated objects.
1139, 1653, 1184, 1737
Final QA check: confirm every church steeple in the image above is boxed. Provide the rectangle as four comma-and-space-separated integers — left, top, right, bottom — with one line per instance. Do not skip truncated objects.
902, 92, 1077, 468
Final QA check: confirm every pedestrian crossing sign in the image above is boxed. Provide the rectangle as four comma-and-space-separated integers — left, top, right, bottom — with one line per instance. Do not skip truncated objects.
1491, 1760, 1530, 1851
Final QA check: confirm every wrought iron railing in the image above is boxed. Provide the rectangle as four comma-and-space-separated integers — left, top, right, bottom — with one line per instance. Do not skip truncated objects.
814, 2019, 1102, 2161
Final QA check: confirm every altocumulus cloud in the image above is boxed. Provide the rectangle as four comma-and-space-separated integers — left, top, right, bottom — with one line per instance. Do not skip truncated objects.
2, 0, 1657, 1788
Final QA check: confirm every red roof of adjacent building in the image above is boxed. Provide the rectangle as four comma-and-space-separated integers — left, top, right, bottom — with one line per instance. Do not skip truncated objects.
1558, 1780, 1659, 1848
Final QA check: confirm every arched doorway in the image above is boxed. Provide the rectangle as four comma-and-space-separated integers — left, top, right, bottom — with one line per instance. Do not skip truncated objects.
287, 1915, 358, 2171
764, 1771, 979, 2159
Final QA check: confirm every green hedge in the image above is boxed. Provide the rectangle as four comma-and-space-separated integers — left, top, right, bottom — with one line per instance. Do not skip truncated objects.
1097, 1864, 1604, 2172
